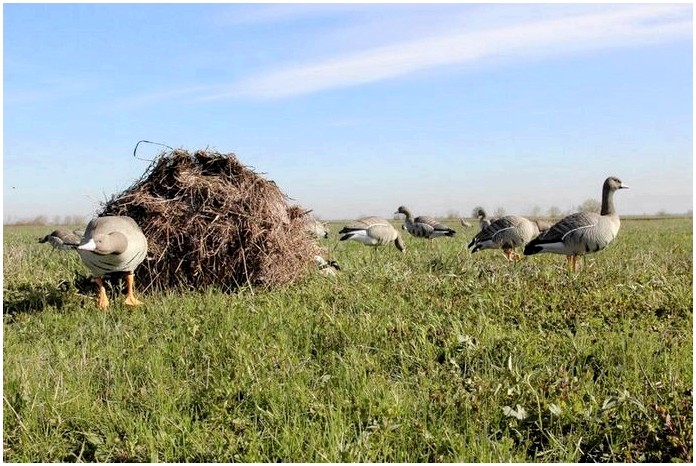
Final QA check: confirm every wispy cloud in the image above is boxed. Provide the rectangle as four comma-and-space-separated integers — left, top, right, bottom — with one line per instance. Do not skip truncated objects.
200, 4, 691, 101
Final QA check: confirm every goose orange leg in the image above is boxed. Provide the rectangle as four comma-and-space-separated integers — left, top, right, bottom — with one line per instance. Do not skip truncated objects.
93, 277, 110, 310
124, 272, 143, 306
565, 255, 579, 272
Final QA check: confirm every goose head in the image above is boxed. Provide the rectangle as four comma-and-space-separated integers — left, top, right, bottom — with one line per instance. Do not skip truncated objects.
78, 232, 128, 255
394, 206, 411, 217
605, 176, 629, 191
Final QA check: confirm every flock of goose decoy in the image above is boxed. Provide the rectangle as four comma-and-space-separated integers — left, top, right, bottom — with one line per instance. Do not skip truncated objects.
331, 176, 628, 273
39, 176, 627, 309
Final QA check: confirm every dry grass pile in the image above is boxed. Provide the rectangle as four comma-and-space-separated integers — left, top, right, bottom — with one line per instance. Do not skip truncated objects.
99, 148, 319, 292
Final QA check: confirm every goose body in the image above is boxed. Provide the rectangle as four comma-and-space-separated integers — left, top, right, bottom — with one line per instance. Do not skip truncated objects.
395, 206, 456, 240
77, 216, 148, 309
524, 176, 628, 271
468, 215, 540, 261
339, 216, 405, 252
38, 229, 82, 250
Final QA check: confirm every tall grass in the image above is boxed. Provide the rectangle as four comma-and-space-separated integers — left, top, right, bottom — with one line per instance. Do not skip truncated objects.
3, 218, 692, 462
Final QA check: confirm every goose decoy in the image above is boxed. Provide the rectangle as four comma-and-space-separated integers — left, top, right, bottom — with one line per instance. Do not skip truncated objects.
460, 219, 473, 228
468, 215, 541, 261
77, 216, 148, 309
474, 207, 494, 231
314, 255, 341, 276
394, 206, 456, 245
524, 176, 629, 272
38, 229, 82, 250
339, 216, 405, 252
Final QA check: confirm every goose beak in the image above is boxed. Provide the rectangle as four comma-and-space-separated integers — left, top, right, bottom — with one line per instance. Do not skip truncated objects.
77, 238, 97, 251
620, 183, 629, 189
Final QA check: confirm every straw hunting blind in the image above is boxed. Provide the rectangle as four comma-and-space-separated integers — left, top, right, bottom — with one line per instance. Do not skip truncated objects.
99, 148, 320, 292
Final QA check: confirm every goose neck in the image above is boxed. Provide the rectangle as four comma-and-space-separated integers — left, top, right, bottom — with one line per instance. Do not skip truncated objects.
601, 185, 616, 216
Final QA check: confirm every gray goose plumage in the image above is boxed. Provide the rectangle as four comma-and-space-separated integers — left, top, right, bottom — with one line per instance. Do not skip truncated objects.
395, 206, 456, 242
475, 208, 493, 231
77, 216, 148, 309
339, 216, 405, 252
38, 229, 82, 250
468, 215, 541, 261
524, 176, 629, 271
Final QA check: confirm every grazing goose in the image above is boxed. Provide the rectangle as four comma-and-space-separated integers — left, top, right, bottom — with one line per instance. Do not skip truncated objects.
77, 216, 148, 309
523, 176, 628, 272
38, 229, 82, 250
468, 215, 541, 261
394, 206, 456, 244
339, 216, 405, 252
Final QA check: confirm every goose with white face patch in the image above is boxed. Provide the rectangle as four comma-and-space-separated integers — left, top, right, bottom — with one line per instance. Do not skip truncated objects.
77, 216, 148, 309
523, 176, 629, 272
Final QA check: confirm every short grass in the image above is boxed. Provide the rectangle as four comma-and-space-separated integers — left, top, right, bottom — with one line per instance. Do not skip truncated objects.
3, 218, 693, 462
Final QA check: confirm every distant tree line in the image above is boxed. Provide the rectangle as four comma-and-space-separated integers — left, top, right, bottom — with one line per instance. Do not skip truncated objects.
4, 214, 88, 226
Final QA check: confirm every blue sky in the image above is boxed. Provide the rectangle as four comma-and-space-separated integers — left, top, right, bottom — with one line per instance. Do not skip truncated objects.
3, 3, 693, 223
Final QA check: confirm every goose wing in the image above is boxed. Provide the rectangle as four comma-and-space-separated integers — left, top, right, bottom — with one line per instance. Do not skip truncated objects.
414, 215, 456, 237
536, 212, 599, 244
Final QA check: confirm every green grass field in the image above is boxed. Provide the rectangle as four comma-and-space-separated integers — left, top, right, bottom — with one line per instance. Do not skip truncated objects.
3, 218, 693, 462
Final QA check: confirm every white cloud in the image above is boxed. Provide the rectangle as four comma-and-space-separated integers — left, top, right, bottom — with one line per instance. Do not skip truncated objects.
200, 4, 691, 101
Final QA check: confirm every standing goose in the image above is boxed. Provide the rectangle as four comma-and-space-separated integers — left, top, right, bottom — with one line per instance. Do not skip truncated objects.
77, 216, 148, 309
339, 216, 405, 252
523, 176, 628, 272
475, 207, 493, 231
468, 215, 541, 261
38, 229, 82, 250
394, 206, 456, 245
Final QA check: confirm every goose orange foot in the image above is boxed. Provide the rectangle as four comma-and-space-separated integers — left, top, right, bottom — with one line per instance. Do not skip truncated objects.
124, 273, 143, 307
93, 277, 110, 310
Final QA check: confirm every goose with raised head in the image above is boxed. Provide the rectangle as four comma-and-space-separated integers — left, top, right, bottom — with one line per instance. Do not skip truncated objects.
475, 207, 494, 231
468, 215, 541, 261
339, 216, 405, 252
394, 206, 456, 244
523, 176, 629, 272
77, 216, 148, 309
38, 229, 82, 250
